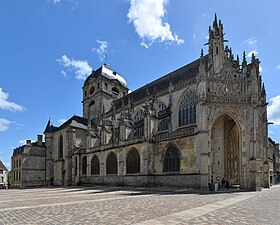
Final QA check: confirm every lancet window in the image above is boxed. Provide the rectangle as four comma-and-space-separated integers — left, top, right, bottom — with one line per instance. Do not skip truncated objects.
106, 152, 118, 175
126, 148, 140, 174
134, 110, 144, 137
178, 91, 197, 127
91, 155, 100, 175
163, 144, 181, 172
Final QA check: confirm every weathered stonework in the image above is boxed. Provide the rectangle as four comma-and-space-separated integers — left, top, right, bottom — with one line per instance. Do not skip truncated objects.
40, 15, 269, 191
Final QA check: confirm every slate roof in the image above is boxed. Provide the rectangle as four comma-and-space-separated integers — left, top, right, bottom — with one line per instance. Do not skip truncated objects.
44, 115, 88, 133
0, 160, 8, 171
84, 64, 128, 88
113, 56, 207, 110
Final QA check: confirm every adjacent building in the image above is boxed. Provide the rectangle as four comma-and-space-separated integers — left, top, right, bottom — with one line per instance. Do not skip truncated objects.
11, 135, 46, 188
42, 15, 270, 191
0, 160, 8, 188
268, 138, 280, 185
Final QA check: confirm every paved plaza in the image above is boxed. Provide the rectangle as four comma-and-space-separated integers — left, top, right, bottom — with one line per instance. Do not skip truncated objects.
0, 185, 280, 225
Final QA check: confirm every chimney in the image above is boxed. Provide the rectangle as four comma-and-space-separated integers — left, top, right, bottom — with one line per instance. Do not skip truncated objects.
26, 140, 31, 145
37, 135, 43, 146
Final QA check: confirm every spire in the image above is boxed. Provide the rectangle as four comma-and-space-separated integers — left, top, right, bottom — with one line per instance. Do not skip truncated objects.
236, 54, 240, 65
261, 83, 266, 96
213, 13, 218, 28
242, 51, 247, 65
208, 14, 226, 74
44, 118, 53, 133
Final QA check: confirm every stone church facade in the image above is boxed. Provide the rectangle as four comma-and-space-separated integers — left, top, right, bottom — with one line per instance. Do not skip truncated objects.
44, 15, 269, 190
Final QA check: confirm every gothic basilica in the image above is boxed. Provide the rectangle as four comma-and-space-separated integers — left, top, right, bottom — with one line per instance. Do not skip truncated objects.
42, 15, 269, 190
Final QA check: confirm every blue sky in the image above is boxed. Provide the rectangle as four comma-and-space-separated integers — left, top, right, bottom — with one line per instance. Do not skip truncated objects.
1, 0, 280, 170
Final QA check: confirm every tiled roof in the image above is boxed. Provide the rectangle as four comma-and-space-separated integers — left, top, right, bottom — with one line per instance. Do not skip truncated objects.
0, 160, 8, 171
44, 115, 88, 133
113, 56, 207, 110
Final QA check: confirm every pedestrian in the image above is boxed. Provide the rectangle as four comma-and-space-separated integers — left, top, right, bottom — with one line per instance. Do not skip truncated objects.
221, 177, 225, 190
225, 180, 230, 191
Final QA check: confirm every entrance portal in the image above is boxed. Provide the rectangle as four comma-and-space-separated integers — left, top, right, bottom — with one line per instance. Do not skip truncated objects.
211, 115, 240, 185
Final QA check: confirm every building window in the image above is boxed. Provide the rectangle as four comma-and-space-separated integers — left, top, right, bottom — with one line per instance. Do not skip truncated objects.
126, 148, 140, 174
178, 91, 197, 127
91, 155, 100, 175
74, 157, 78, 176
158, 119, 169, 132
106, 152, 117, 175
89, 86, 95, 95
19, 159, 21, 167
105, 83, 108, 89
134, 110, 144, 138
163, 144, 181, 172
158, 102, 167, 111
112, 87, 119, 96
0, 169, 3, 174
58, 135, 63, 159
82, 156, 87, 176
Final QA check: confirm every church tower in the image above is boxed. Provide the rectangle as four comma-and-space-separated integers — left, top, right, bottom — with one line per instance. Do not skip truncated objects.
82, 63, 129, 123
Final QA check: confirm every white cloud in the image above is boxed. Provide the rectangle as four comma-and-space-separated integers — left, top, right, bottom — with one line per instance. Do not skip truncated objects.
244, 37, 257, 46
247, 50, 258, 58
268, 95, 280, 125
58, 119, 67, 125
60, 70, 67, 78
0, 118, 11, 132
52, 0, 61, 4
92, 40, 109, 62
57, 55, 92, 80
0, 88, 24, 112
19, 140, 26, 145
19, 139, 34, 145
127, 0, 184, 47
276, 65, 280, 70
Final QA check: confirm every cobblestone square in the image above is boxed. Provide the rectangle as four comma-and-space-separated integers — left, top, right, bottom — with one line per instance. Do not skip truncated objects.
0, 186, 280, 224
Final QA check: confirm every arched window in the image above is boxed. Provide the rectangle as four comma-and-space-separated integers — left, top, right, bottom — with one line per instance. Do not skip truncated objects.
178, 91, 198, 127
58, 135, 63, 159
106, 152, 118, 175
163, 145, 181, 172
158, 119, 169, 132
134, 110, 144, 137
91, 155, 100, 175
82, 156, 87, 175
126, 148, 140, 174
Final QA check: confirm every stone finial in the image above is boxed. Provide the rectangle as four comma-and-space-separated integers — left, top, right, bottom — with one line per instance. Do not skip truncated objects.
236, 55, 240, 65
200, 48, 204, 58
242, 51, 247, 65
251, 52, 256, 62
